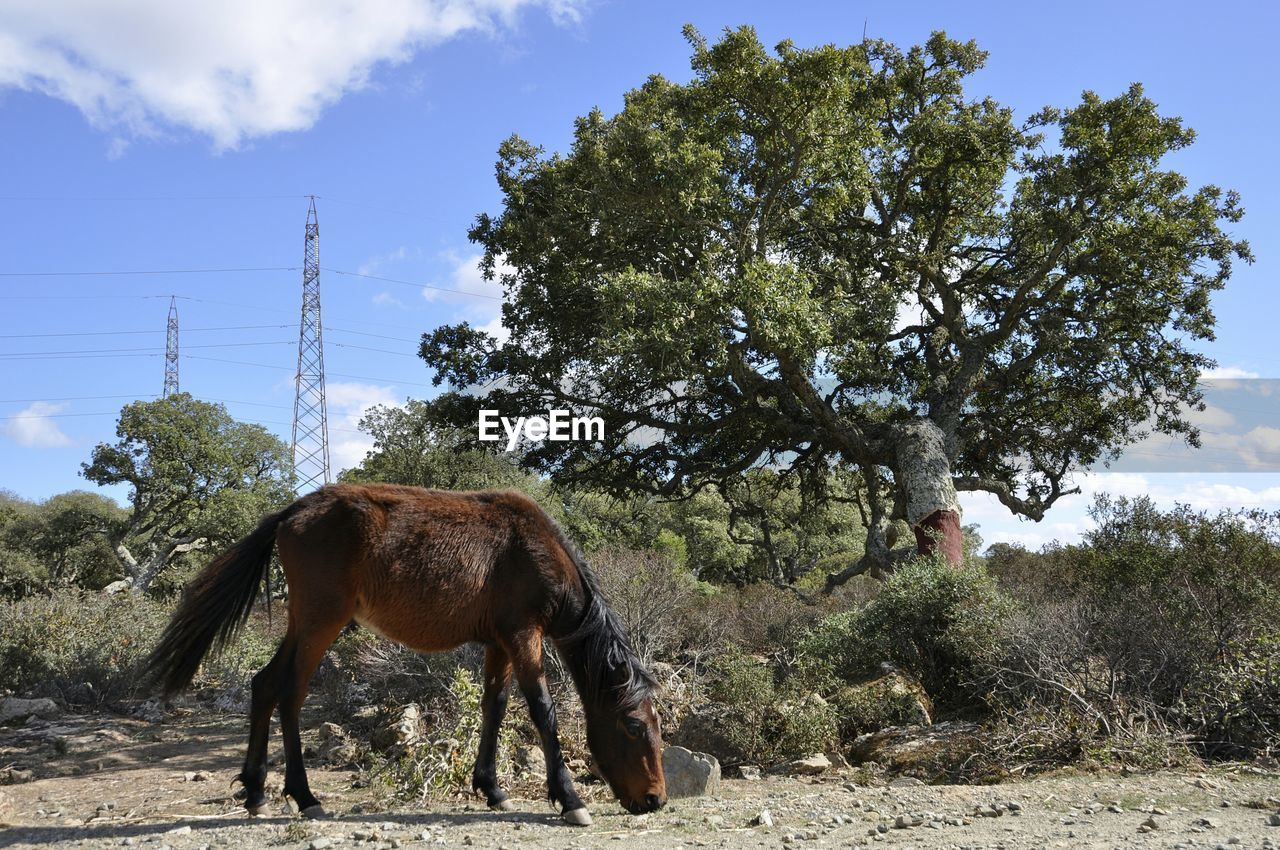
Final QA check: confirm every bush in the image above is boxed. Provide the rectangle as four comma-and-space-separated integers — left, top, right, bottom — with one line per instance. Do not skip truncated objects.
798, 557, 1015, 710
702, 650, 837, 766
367, 666, 517, 801
590, 548, 702, 665
0, 589, 167, 706
0, 587, 283, 710
977, 498, 1280, 761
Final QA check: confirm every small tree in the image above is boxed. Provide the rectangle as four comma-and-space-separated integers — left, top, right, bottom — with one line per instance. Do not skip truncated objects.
420, 27, 1249, 585
82, 394, 293, 594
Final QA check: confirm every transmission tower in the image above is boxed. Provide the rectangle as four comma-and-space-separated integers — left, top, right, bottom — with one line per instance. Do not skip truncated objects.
291, 196, 331, 492
163, 296, 179, 398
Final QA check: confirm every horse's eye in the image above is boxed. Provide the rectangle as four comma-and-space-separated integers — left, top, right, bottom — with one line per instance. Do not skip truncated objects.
624, 718, 645, 738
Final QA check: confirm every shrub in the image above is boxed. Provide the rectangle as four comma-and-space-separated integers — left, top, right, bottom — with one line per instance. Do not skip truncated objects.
0, 589, 167, 706
976, 498, 1280, 761
798, 557, 1015, 710
703, 650, 837, 766
590, 548, 702, 665
367, 666, 518, 800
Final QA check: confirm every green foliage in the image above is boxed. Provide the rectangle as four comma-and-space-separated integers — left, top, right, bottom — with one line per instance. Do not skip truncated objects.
420, 26, 1250, 574
979, 496, 1280, 760
707, 650, 837, 766
369, 666, 516, 800
0, 490, 127, 597
830, 677, 932, 739
81, 393, 293, 593
0, 589, 167, 705
800, 558, 1015, 708
340, 400, 538, 493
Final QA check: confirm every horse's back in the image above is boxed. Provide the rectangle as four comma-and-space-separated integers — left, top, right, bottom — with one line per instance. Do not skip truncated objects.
275, 484, 573, 652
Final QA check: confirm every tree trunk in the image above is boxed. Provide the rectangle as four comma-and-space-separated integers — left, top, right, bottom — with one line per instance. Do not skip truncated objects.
893, 419, 964, 566
114, 535, 207, 594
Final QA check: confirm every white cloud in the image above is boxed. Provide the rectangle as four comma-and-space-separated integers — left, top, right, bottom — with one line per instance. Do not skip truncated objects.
1202, 366, 1261, 380
358, 246, 409, 276
325, 381, 401, 474
372, 291, 406, 308
961, 471, 1280, 551
1, 401, 73, 448
0, 0, 585, 150
423, 249, 510, 342
422, 250, 508, 303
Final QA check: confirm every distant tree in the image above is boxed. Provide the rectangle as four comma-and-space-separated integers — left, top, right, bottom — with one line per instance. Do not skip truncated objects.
341, 400, 538, 492
420, 27, 1249, 587
81, 394, 293, 594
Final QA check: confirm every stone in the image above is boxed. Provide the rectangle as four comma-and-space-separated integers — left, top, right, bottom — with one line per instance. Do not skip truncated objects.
309, 840, 333, 850
1268, 813, 1280, 826
848, 721, 982, 774
777, 754, 832, 776
752, 809, 774, 827
2, 768, 34, 785
0, 697, 59, 725
738, 765, 762, 780
662, 746, 721, 798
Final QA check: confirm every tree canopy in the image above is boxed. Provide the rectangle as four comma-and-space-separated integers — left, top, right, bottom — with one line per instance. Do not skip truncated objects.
421, 26, 1249, 582
81, 393, 294, 593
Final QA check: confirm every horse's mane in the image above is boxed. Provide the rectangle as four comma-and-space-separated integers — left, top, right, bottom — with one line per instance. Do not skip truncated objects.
546, 520, 657, 711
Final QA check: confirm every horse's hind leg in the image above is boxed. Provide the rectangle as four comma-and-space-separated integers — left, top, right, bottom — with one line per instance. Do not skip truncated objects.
472, 644, 514, 811
238, 637, 294, 815
277, 610, 350, 818
507, 630, 591, 826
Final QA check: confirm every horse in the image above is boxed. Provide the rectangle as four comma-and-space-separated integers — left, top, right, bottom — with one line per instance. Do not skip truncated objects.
145, 483, 667, 826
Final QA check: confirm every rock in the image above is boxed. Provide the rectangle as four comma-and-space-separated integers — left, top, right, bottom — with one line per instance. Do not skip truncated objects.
669, 706, 741, 762
889, 777, 924, 788
309, 840, 332, 850
0, 697, 59, 725
848, 721, 982, 777
777, 754, 832, 776
738, 765, 762, 780
103, 579, 132, 595
752, 809, 773, 827
834, 672, 934, 729
1268, 813, 1280, 827
662, 746, 721, 798
2, 768, 35, 785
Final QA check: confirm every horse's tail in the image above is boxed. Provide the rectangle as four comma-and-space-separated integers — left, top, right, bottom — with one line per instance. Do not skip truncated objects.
146, 503, 298, 697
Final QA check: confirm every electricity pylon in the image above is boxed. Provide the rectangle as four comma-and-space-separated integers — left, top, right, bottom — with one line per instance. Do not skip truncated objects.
291, 196, 331, 492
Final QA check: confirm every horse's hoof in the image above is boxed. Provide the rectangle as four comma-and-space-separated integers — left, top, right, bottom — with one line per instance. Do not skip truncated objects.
301, 804, 328, 819
489, 798, 515, 812
246, 803, 271, 817
562, 808, 592, 826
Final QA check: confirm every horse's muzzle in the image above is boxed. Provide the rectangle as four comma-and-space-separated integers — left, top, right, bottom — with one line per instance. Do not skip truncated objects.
628, 793, 666, 814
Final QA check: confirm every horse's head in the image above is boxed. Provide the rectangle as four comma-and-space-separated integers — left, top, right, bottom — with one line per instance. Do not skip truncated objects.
583, 667, 666, 814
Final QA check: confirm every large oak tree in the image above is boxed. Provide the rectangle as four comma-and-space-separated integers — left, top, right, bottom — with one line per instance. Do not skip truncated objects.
82, 394, 294, 593
421, 28, 1249, 585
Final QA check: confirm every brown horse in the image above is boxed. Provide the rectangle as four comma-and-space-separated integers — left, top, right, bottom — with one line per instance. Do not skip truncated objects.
146, 484, 667, 825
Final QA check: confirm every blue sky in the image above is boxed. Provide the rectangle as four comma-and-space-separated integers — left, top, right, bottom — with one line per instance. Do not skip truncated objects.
1, 0, 1278, 549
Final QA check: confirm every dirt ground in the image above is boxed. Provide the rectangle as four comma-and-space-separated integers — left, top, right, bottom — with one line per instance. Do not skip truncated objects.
2, 710, 1279, 849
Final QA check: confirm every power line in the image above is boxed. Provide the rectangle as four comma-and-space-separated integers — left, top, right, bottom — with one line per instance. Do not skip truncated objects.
331, 341, 418, 357
186, 354, 436, 388
0, 393, 155, 403
0, 324, 289, 339
324, 266, 501, 300
0, 341, 292, 358
0, 266, 295, 277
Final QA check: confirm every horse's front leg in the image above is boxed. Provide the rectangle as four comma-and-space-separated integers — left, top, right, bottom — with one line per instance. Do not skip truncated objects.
472, 644, 514, 811
508, 633, 591, 826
